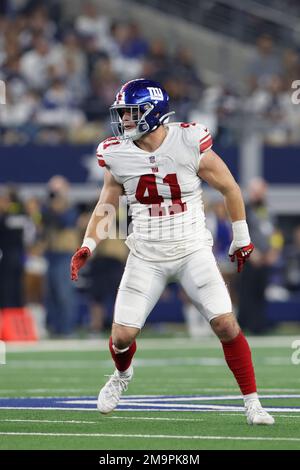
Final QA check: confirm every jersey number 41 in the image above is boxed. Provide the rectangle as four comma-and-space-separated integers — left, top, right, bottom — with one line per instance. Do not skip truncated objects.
135, 174, 187, 217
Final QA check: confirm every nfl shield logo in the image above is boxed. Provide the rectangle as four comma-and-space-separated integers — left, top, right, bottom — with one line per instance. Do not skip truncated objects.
149, 156, 156, 163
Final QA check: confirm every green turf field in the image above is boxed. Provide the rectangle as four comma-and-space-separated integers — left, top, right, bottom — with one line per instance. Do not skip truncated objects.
0, 336, 299, 450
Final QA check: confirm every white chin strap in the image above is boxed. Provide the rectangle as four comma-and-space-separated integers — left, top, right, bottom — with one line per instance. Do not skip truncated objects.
124, 127, 144, 141
123, 110, 175, 141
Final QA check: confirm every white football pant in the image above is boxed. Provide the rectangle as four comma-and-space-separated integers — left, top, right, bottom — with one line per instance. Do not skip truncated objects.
114, 246, 232, 329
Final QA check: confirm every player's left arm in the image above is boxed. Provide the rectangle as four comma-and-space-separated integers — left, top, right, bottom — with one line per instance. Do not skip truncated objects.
198, 149, 254, 272
198, 149, 244, 221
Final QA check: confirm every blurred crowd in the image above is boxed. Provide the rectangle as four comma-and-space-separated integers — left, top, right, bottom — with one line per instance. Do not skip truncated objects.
140, 0, 300, 47
0, 2, 300, 145
0, 177, 128, 337
1, 177, 300, 338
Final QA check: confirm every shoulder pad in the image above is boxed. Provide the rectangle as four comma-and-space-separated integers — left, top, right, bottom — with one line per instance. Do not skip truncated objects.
181, 122, 213, 153
96, 136, 121, 168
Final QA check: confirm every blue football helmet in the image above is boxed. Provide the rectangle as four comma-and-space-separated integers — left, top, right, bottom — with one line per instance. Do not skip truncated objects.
110, 78, 174, 141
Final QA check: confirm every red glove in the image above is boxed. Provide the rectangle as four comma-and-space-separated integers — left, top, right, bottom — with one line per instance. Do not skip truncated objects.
70, 247, 91, 281
229, 243, 254, 273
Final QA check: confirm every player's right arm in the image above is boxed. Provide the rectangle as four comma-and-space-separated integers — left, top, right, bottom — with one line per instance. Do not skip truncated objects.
70, 169, 123, 281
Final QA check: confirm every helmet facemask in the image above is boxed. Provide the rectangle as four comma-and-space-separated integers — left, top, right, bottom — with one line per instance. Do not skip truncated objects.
110, 103, 154, 141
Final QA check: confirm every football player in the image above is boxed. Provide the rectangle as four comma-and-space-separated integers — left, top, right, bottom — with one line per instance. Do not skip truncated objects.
71, 78, 274, 425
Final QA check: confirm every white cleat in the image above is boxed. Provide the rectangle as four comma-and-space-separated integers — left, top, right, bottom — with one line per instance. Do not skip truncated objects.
97, 367, 133, 414
245, 399, 275, 425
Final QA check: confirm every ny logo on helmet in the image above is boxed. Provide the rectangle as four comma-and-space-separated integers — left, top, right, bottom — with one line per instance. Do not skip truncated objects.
147, 87, 164, 101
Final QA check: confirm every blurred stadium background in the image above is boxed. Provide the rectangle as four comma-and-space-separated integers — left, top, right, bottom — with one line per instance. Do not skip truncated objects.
1, 0, 300, 342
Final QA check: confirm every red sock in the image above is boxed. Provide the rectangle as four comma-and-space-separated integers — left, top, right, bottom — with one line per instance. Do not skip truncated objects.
221, 331, 257, 395
109, 336, 137, 372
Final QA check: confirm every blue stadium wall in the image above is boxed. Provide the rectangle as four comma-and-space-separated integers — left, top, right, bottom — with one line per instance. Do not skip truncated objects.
2, 144, 300, 185
0, 144, 239, 184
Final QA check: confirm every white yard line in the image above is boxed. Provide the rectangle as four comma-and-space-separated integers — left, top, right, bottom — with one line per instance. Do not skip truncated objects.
1, 417, 204, 424
0, 405, 299, 412
0, 389, 97, 394
1, 419, 100, 424
0, 431, 300, 442
3, 415, 300, 425
0, 406, 299, 413
3, 356, 294, 368
5, 335, 299, 353
63, 394, 300, 404
218, 413, 300, 418
1, 387, 298, 394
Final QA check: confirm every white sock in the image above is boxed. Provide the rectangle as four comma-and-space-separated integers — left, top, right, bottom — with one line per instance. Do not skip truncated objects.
118, 366, 132, 378
112, 344, 129, 354
243, 392, 259, 404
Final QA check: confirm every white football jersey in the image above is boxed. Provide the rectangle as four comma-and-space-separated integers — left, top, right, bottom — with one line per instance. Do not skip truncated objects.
96, 122, 214, 261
